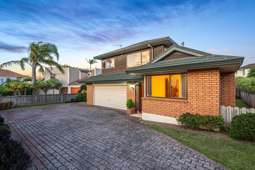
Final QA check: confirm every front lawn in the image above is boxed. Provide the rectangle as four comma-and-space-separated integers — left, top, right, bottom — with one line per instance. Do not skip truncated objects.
145, 122, 255, 170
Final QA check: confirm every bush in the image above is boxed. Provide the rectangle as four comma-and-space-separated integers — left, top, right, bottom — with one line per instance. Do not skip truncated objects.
0, 139, 31, 170
236, 77, 255, 93
229, 113, 255, 141
0, 102, 13, 110
0, 124, 11, 141
178, 113, 224, 132
126, 99, 135, 109
71, 93, 85, 102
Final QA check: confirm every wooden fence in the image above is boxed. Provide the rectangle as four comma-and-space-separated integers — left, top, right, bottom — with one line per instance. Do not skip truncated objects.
236, 88, 255, 108
0, 94, 76, 107
220, 105, 255, 123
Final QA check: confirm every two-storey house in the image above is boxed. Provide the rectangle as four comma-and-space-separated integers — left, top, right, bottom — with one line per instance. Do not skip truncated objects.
84, 37, 243, 124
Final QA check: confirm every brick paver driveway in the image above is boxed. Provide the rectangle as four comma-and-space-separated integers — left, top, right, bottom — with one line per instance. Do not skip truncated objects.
1, 103, 225, 170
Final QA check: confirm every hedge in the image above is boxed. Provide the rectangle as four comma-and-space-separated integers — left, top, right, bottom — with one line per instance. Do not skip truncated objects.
236, 77, 255, 93
178, 113, 224, 132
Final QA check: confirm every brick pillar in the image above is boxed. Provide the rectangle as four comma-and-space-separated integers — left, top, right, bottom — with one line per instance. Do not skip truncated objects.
221, 73, 236, 106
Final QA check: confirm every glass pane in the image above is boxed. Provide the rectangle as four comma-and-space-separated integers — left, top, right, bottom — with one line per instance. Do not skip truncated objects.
141, 50, 150, 65
151, 75, 170, 97
127, 52, 141, 67
170, 74, 182, 98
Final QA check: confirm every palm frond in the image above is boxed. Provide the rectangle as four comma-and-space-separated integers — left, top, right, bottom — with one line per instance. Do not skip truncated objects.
41, 59, 64, 73
0, 59, 27, 70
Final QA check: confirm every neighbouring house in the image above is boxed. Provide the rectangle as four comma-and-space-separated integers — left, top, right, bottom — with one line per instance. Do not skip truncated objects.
83, 37, 243, 124
235, 63, 255, 77
0, 69, 26, 85
44, 66, 90, 94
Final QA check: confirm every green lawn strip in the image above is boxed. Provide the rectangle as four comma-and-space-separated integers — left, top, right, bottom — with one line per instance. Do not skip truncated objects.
146, 122, 255, 170
236, 98, 249, 108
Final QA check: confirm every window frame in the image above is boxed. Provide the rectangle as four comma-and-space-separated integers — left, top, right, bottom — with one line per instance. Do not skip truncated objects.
103, 58, 115, 69
145, 73, 188, 100
127, 49, 151, 68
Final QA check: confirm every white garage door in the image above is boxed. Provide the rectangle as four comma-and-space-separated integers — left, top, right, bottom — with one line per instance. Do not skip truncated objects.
94, 85, 127, 110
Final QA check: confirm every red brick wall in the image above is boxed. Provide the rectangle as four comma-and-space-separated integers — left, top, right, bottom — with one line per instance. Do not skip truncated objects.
142, 69, 221, 117
86, 85, 94, 105
221, 73, 235, 106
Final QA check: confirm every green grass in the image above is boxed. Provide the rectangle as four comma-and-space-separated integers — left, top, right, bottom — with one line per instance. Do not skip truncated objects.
236, 98, 249, 108
146, 122, 255, 170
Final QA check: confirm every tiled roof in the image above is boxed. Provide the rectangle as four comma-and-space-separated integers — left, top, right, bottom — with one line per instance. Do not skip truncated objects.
241, 63, 255, 69
94, 37, 175, 60
0, 69, 25, 77
81, 72, 143, 84
127, 55, 244, 74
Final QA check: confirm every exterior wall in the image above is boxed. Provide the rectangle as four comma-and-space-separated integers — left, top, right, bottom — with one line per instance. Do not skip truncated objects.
101, 46, 166, 75
235, 68, 250, 77
127, 84, 135, 102
163, 51, 195, 60
45, 67, 69, 86
102, 55, 127, 74
142, 69, 221, 117
0, 76, 17, 85
69, 67, 79, 84
221, 73, 235, 106
86, 85, 94, 105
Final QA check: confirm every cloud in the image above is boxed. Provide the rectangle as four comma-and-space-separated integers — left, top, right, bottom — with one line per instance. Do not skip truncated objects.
0, 41, 27, 52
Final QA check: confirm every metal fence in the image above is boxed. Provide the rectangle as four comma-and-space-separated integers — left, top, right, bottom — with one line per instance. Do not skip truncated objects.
220, 105, 255, 123
236, 88, 255, 108
0, 94, 76, 107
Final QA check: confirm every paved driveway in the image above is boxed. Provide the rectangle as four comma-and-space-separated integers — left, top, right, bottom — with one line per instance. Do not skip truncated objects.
1, 103, 225, 170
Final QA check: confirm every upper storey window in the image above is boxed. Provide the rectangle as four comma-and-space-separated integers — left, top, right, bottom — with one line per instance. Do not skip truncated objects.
102, 58, 115, 69
127, 50, 150, 68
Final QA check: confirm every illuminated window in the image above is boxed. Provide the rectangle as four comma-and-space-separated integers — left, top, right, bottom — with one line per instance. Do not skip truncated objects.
146, 74, 187, 98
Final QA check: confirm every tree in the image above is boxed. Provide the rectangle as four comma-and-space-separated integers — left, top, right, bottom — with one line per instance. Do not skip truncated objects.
0, 42, 64, 87
86, 59, 96, 71
248, 68, 255, 77
47, 78, 62, 95
5, 80, 31, 95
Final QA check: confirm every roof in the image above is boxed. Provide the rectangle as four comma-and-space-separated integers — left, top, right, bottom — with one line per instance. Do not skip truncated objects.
0, 69, 25, 77
81, 72, 143, 84
94, 37, 176, 60
126, 55, 244, 74
152, 44, 211, 63
241, 63, 255, 69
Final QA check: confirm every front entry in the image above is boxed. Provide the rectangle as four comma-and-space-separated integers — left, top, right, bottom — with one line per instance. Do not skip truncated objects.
135, 83, 143, 112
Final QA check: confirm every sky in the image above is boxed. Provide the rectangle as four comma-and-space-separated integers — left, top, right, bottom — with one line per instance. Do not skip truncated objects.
0, 0, 254, 75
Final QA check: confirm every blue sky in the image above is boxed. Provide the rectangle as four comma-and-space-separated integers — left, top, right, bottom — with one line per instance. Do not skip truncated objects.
0, 0, 254, 74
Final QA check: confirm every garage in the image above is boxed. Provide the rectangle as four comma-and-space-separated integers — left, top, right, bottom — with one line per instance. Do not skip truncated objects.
94, 85, 127, 110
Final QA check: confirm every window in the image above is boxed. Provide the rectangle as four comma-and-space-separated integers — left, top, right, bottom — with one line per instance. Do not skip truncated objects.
146, 74, 187, 99
127, 50, 150, 67
103, 58, 115, 69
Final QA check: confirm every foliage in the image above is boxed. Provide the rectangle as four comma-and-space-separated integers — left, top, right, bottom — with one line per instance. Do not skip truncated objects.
147, 122, 255, 170
0, 124, 11, 141
236, 77, 255, 93
0, 115, 31, 169
79, 84, 87, 94
248, 68, 255, 77
4, 80, 31, 95
86, 59, 97, 70
0, 102, 13, 110
178, 113, 224, 131
0, 85, 13, 96
73, 93, 85, 102
236, 98, 249, 108
229, 113, 255, 141
126, 99, 135, 109
47, 78, 62, 89
0, 42, 64, 87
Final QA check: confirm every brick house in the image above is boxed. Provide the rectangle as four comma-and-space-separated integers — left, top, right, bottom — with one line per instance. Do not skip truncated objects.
84, 37, 243, 124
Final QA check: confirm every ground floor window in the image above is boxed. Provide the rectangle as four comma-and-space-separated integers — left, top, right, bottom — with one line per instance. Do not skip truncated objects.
146, 74, 187, 99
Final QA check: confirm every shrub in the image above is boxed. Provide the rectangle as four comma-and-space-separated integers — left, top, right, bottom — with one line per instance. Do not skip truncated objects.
0, 139, 31, 170
178, 113, 224, 132
236, 77, 255, 93
126, 99, 135, 109
229, 113, 255, 141
0, 124, 11, 141
71, 93, 86, 102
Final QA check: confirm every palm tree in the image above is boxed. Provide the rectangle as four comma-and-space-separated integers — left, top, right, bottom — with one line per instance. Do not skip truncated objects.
86, 58, 97, 71
0, 42, 64, 87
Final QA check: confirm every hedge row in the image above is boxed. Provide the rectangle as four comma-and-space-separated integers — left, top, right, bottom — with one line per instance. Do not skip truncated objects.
236, 77, 255, 93
178, 112, 255, 141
